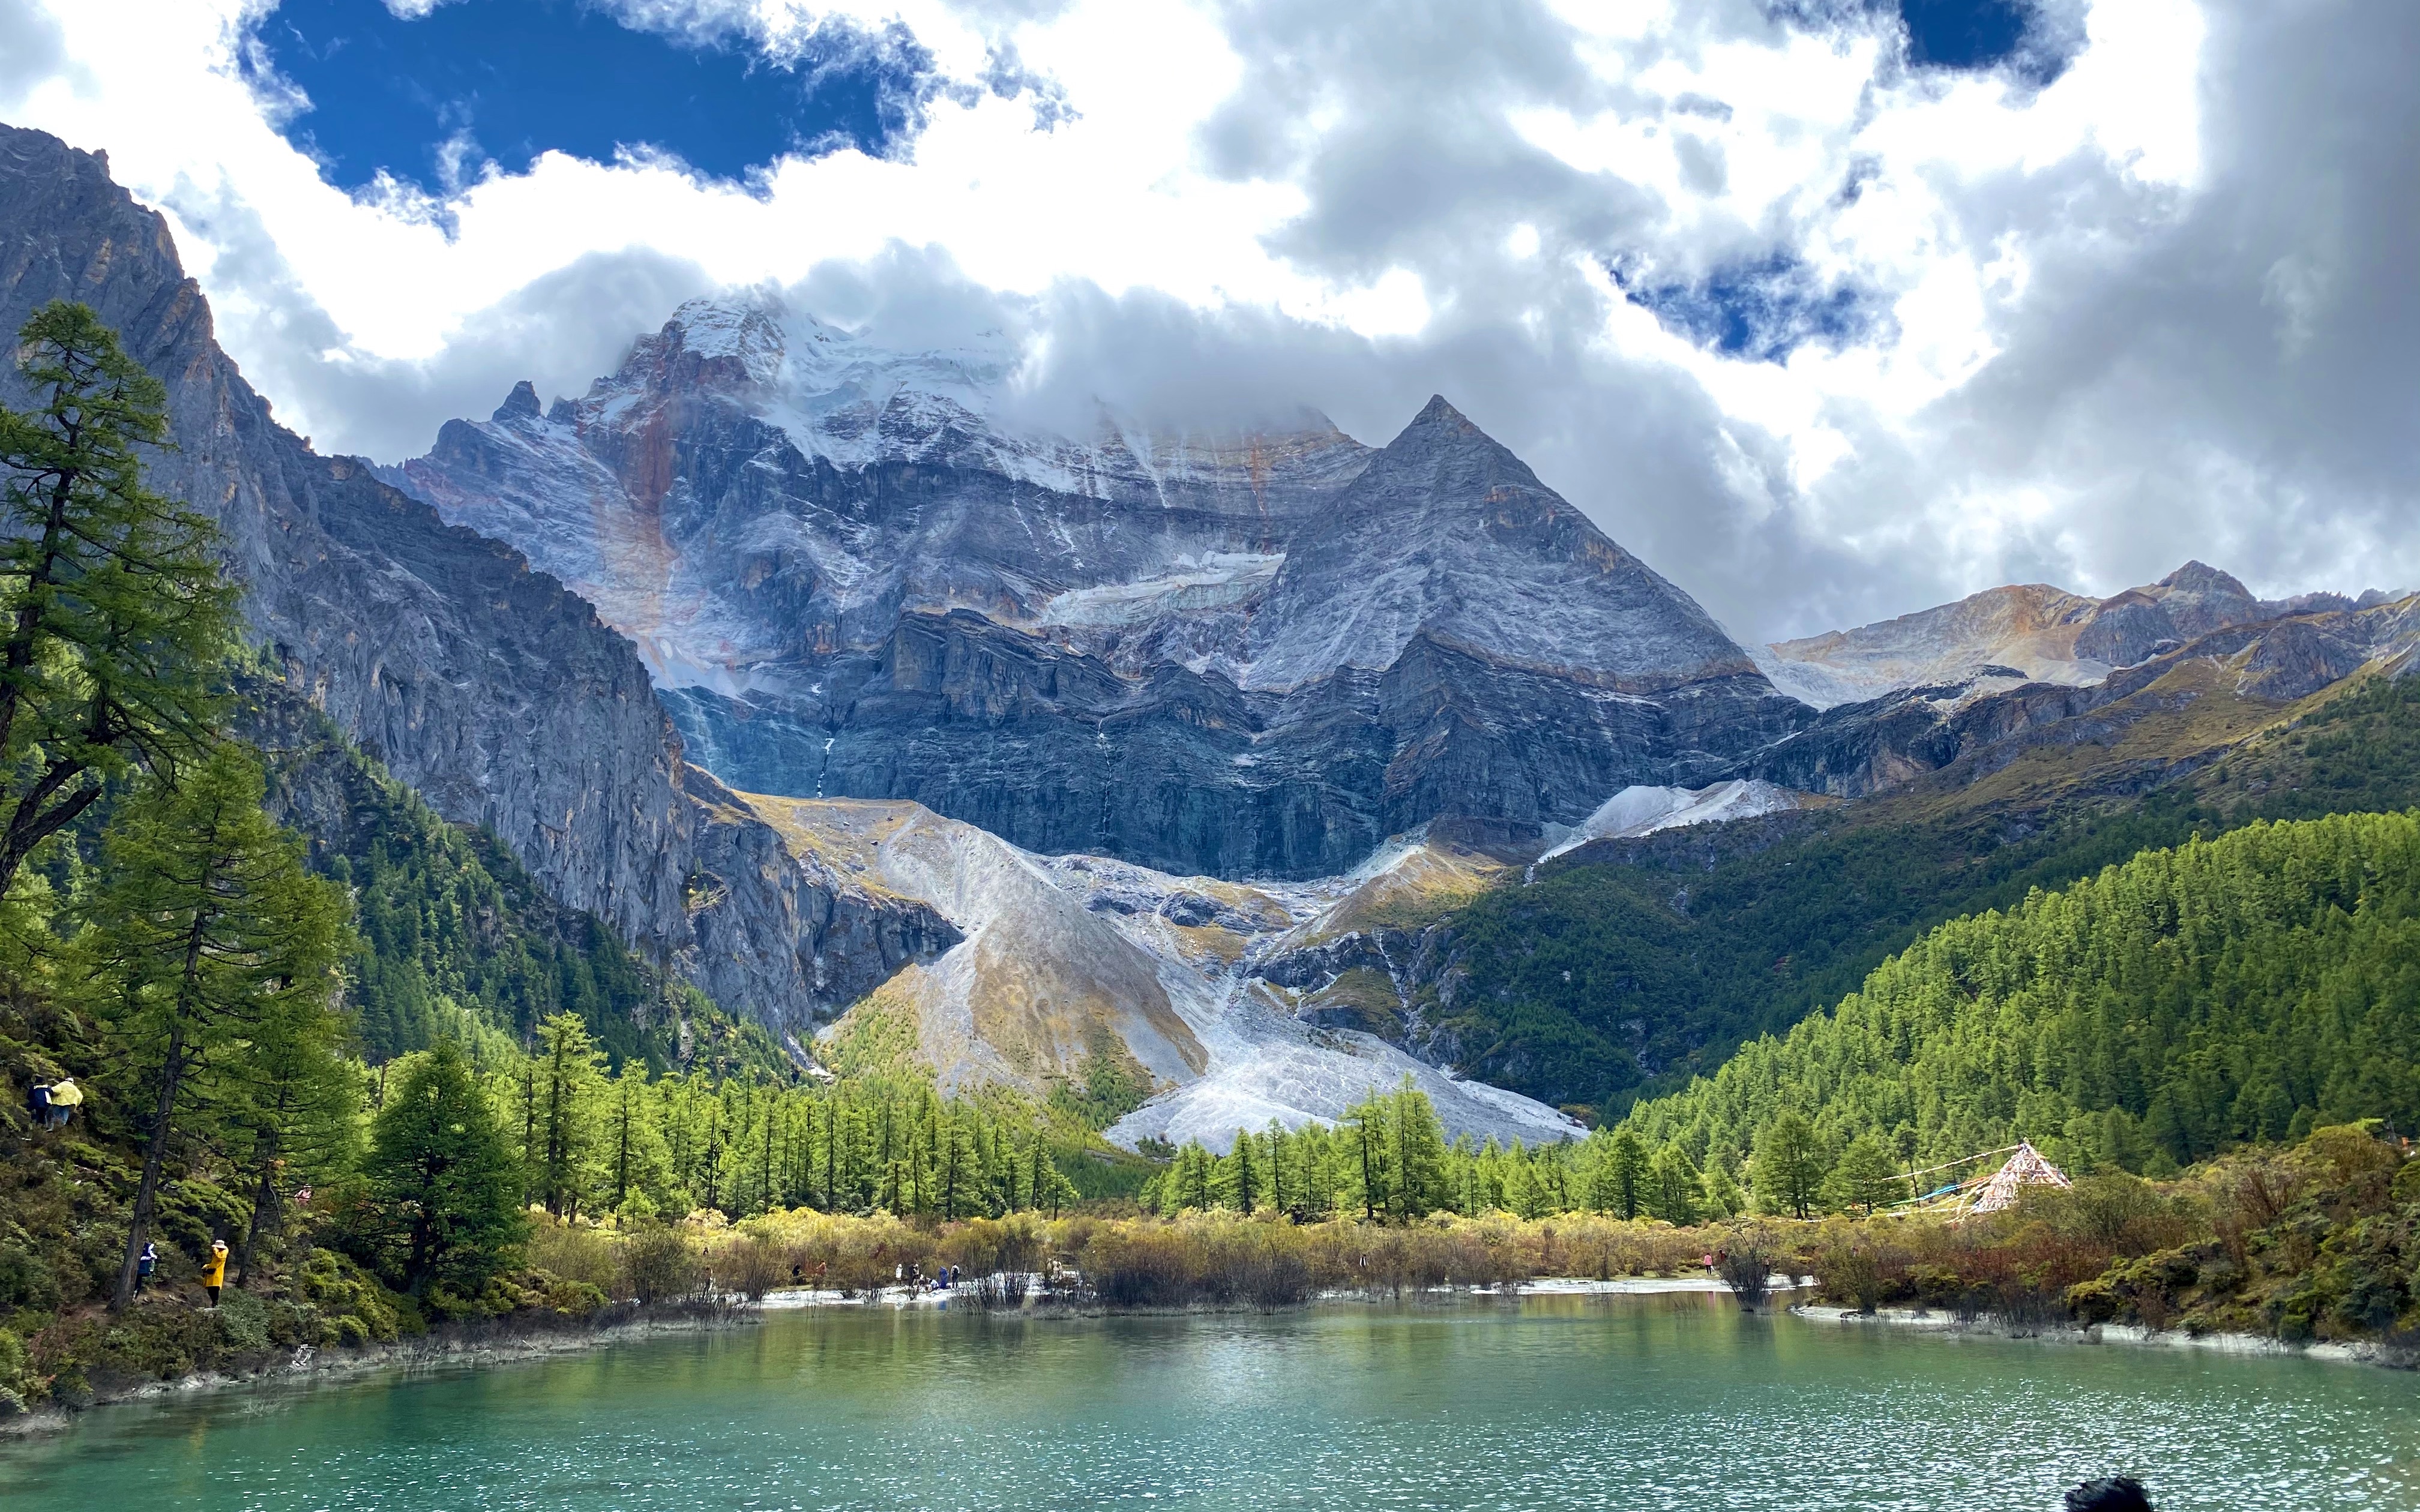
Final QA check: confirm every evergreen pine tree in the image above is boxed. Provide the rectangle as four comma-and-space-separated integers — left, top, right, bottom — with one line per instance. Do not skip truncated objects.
1595, 1129, 1649, 1219
603, 1061, 673, 1216
223, 959, 360, 1285
1344, 1088, 1395, 1220
1751, 1112, 1830, 1220
532, 1012, 606, 1219
1219, 1127, 1259, 1213
1391, 1077, 1449, 1219
0, 302, 238, 899
1645, 1139, 1701, 1225
1826, 1132, 1906, 1216
361, 1039, 526, 1305
1699, 1150, 1745, 1218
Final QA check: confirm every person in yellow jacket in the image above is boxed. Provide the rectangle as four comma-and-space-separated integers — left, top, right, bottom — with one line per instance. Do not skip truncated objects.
203, 1238, 228, 1306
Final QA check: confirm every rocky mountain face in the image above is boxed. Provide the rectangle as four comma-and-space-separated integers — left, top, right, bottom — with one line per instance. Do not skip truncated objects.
396, 296, 1808, 880
1756, 561, 2407, 710
0, 127, 952, 1040
1739, 587, 2420, 799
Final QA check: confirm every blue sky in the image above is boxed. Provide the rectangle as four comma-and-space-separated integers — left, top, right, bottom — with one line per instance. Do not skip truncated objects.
244, 1, 2051, 202
247, 0, 942, 191
1898, 0, 2038, 70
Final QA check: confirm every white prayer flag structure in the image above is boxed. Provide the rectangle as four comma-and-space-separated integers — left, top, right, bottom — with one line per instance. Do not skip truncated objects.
1968, 1141, 2072, 1215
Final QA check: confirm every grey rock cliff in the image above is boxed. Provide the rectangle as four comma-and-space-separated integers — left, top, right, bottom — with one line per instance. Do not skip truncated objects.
399, 303, 1810, 878
0, 125, 950, 1036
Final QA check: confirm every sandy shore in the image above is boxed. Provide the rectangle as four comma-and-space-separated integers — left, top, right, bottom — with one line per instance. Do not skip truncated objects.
1790, 1303, 2414, 1368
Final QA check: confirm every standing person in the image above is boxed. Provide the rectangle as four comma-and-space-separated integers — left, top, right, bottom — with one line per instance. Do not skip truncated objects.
134, 1241, 157, 1293
202, 1238, 228, 1306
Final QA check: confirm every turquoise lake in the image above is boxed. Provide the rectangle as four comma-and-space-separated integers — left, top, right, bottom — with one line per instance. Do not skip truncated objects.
4, 1295, 2415, 1510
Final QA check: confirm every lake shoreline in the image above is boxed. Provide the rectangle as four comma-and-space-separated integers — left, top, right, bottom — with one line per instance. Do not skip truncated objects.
1790, 1303, 2418, 1369
14, 1280, 1776, 1434
755, 1272, 1816, 1313
34, 1280, 2398, 1442
0, 1301, 759, 1439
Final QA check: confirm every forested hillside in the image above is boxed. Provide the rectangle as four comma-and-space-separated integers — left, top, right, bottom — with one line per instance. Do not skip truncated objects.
1415, 665, 2420, 1117
242, 683, 774, 1076
1619, 811, 2420, 1176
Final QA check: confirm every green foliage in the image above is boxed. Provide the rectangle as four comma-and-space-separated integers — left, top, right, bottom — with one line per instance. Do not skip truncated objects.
2206, 671, 2420, 826
528, 1013, 606, 1219
1624, 813, 2420, 1181
1047, 1043, 1154, 1129
1697, 1153, 1744, 1220
1593, 1129, 1647, 1220
0, 301, 238, 899
1644, 1140, 1700, 1225
357, 1040, 528, 1308
1428, 797, 2220, 1115
1826, 1132, 1906, 1217
73, 745, 351, 1307
1751, 1111, 1830, 1219
1134, 1080, 1810, 1227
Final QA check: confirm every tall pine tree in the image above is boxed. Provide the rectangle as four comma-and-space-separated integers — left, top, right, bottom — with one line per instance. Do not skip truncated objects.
0, 302, 235, 899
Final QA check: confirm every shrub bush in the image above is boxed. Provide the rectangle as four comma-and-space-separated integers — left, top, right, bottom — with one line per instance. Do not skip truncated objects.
621, 1226, 702, 1304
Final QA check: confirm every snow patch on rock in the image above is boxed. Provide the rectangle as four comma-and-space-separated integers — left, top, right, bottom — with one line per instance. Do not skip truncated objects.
1536, 779, 1807, 865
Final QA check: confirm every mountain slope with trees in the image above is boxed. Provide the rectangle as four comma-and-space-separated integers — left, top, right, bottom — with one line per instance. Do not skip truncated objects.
241, 681, 775, 1076
1400, 659, 2420, 1118
1618, 810, 2420, 1178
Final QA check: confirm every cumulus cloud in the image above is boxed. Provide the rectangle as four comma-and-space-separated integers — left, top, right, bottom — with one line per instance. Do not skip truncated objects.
0, 0, 83, 111
1, 0, 2412, 643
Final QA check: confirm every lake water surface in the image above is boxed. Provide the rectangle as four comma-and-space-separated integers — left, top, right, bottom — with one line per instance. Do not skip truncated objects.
4, 1295, 2415, 1510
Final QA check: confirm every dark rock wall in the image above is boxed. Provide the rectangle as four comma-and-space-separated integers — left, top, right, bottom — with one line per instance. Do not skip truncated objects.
664, 611, 1805, 880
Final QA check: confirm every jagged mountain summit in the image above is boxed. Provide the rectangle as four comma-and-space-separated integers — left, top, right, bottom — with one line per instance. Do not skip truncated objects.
396, 294, 1807, 880
1755, 561, 2407, 710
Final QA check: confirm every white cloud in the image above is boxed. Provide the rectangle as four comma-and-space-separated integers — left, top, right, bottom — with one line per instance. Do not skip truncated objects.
4, 0, 2412, 643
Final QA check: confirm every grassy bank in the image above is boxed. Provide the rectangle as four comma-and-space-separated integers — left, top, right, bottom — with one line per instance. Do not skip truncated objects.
694, 1120, 2420, 1345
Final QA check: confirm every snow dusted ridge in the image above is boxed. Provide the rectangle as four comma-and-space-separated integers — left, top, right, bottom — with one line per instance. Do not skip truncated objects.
1757, 566, 2406, 711
397, 290, 1374, 694
742, 793, 1580, 1151
1534, 779, 1809, 867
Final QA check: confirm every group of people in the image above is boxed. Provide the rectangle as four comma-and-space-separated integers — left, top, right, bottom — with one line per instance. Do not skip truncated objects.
25, 1076, 80, 1129
890, 1262, 968, 1291
128, 1237, 229, 1304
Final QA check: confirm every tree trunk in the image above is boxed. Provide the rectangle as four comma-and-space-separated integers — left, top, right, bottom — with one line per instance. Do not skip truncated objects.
113, 1019, 188, 1310
0, 452, 78, 770
613, 1097, 632, 1211
238, 1147, 281, 1286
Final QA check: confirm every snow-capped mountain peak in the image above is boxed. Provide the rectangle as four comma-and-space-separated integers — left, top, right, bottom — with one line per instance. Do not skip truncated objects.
396, 290, 1804, 883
